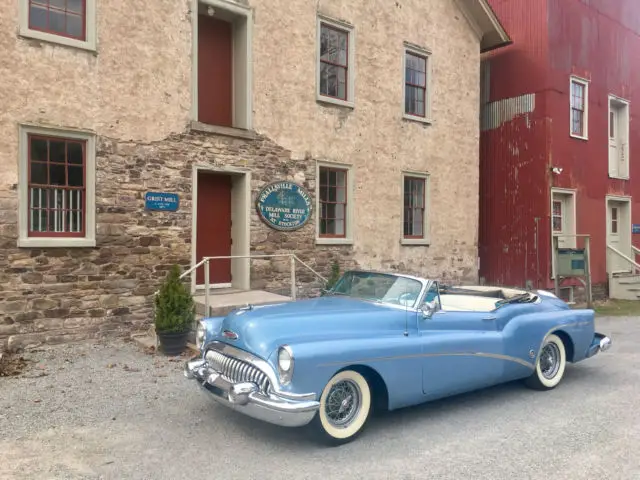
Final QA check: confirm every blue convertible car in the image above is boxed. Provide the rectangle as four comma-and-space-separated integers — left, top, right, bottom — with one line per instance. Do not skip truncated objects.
184, 270, 612, 445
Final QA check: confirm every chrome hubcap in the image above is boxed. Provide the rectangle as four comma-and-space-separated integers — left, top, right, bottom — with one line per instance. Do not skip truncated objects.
540, 342, 561, 379
325, 379, 361, 427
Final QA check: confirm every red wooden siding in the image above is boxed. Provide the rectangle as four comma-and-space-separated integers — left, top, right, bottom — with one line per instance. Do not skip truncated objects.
481, 0, 640, 291
198, 15, 233, 127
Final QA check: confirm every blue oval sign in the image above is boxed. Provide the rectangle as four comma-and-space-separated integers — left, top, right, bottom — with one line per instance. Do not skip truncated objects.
256, 181, 312, 231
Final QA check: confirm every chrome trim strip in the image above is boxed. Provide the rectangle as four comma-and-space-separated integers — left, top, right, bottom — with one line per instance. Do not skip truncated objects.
318, 351, 535, 369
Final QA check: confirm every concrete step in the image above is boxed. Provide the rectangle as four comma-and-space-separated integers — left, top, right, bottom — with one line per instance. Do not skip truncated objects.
193, 289, 292, 317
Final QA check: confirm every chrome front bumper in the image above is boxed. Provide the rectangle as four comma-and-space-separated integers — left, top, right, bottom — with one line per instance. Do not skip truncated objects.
184, 356, 320, 428
585, 332, 612, 358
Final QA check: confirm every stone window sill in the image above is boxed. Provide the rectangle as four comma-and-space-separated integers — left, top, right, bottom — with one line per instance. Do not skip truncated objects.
190, 121, 256, 140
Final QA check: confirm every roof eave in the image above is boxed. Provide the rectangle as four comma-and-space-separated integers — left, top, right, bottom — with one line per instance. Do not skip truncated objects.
454, 0, 512, 53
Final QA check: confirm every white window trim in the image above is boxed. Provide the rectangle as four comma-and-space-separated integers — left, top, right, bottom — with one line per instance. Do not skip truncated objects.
569, 75, 589, 140
191, 0, 253, 130
608, 93, 630, 180
550, 187, 577, 279
315, 160, 354, 245
401, 171, 431, 245
18, 0, 97, 52
17, 124, 97, 248
402, 42, 433, 124
316, 14, 355, 109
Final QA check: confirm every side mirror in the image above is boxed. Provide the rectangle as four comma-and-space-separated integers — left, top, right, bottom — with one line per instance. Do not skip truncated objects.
420, 301, 437, 318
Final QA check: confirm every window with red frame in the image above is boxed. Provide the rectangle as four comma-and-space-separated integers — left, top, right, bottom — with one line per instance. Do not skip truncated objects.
319, 166, 347, 237
403, 176, 425, 238
28, 134, 86, 237
570, 80, 586, 136
319, 23, 348, 101
405, 52, 427, 117
28, 0, 86, 40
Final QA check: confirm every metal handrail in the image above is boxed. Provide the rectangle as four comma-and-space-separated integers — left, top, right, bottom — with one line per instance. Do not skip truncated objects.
154, 253, 328, 316
632, 245, 640, 256
606, 244, 640, 274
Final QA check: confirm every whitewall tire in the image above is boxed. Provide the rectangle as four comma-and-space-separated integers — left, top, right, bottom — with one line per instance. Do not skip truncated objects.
525, 333, 567, 390
309, 369, 372, 446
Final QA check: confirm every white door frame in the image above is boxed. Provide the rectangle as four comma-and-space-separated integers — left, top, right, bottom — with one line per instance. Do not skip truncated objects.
191, 164, 251, 294
550, 187, 577, 279
605, 194, 632, 274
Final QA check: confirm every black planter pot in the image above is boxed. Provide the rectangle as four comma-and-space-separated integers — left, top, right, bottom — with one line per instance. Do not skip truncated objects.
157, 330, 189, 356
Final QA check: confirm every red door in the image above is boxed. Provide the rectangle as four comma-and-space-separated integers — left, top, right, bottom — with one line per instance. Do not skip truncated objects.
196, 173, 232, 285
198, 15, 233, 127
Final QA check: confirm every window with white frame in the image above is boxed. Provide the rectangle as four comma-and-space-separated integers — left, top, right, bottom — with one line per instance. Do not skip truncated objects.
403, 44, 432, 122
18, 125, 96, 248
317, 16, 355, 108
570, 77, 588, 139
402, 172, 430, 245
608, 95, 630, 179
19, 0, 97, 51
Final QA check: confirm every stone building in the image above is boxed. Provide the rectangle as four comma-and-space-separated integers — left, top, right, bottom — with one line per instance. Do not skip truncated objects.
0, 0, 509, 350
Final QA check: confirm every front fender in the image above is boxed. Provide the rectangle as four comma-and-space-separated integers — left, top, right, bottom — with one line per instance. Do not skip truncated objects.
267, 336, 424, 409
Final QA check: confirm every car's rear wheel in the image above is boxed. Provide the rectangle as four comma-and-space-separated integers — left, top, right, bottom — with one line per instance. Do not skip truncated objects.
308, 369, 372, 446
525, 333, 567, 390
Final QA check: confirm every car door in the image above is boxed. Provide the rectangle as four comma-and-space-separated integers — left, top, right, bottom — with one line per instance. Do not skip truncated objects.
419, 282, 506, 399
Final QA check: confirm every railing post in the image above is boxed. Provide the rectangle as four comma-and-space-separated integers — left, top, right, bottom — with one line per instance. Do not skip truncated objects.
290, 255, 297, 301
204, 258, 210, 317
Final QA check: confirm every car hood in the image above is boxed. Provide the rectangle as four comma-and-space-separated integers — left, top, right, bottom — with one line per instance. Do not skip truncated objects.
212, 296, 403, 360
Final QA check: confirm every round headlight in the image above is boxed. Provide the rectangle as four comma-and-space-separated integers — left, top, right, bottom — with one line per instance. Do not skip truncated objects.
196, 321, 206, 350
278, 347, 292, 371
277, 345, 294, 384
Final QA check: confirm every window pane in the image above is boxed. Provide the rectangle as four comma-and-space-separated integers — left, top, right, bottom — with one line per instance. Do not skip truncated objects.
66, 13, 83, 37
68, 142, 83, 164
68, 166, 83, 187
50, 0, 67, 9
67, 0, 83, 13
30, 162, 48, 184
30, 138, 48, 162
50, 140, 66, 163
320, 25, 347, 66
29, 4, 48, 29
49, 9, 66, 35
49, 164, 66, 185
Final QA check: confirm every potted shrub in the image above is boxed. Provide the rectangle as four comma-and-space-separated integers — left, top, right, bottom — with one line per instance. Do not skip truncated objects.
154, 264, 195, 355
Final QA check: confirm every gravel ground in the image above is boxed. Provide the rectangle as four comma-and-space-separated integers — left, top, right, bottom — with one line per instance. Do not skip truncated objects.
0, 316, 637, 480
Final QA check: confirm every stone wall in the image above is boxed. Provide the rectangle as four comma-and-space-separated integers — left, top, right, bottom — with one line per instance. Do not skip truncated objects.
0, 128, 356, 351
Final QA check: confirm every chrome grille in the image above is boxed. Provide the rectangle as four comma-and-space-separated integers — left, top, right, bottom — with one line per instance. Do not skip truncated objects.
205, 350, 271, 393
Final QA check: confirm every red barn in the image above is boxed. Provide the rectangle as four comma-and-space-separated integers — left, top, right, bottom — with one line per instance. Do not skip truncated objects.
479, 0, 640, 302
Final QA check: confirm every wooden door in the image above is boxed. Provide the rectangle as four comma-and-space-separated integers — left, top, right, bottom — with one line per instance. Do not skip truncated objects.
196, 172, 232, 285
198, 15, 233, 127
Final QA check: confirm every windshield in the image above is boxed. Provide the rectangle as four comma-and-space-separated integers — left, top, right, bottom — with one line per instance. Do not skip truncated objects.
330, 271, 424, 308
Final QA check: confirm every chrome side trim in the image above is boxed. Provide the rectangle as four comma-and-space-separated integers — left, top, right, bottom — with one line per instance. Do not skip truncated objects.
317, 351, 535, 369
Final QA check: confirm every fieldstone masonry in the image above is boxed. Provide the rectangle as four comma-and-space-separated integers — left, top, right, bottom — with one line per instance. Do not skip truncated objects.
0, 128, 355, 351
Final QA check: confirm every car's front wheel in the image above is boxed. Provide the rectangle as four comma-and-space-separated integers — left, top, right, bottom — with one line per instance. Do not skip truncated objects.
308, 369, 372, 446
525, 333, 567, 390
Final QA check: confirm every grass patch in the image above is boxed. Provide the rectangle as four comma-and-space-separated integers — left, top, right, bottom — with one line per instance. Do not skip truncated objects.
591, 299, 640, 316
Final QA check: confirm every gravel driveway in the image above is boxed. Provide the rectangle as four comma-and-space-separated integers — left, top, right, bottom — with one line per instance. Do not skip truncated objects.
0, 316, 637, 480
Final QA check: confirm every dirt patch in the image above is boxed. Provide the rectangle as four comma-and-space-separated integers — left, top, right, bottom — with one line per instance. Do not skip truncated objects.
0, 352, 29, 377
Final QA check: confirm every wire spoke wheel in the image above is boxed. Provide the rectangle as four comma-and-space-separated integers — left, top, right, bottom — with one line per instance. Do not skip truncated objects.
311, 369, 373, 445
324, 379, 361, 427
525, 333, 567, 391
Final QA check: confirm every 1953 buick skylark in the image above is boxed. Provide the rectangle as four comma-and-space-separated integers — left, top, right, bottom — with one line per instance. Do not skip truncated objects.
184, 270, 612, 445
